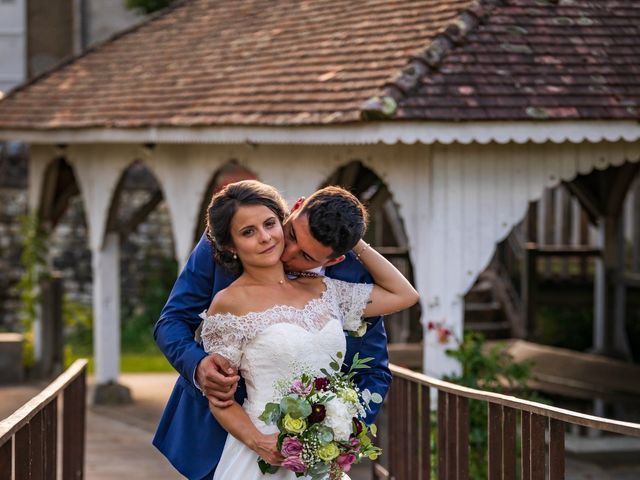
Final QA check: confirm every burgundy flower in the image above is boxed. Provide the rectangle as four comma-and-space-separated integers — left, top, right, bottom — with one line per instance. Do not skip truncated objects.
308, 403, 326, 424
352, 418, 363, 436
314, 377, 330, 391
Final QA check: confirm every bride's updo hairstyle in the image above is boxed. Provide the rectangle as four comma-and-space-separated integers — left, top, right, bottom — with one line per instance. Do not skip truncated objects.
206, 180, 288, 274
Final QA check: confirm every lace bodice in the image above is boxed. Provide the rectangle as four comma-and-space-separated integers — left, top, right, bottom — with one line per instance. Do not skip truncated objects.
199, 277, 372, 420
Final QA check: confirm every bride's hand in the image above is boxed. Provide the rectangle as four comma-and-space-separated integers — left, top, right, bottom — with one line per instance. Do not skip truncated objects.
251, 433, 284, 466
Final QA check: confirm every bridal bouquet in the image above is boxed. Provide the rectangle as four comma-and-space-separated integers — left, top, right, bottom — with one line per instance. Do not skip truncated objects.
258, 352, 383, 479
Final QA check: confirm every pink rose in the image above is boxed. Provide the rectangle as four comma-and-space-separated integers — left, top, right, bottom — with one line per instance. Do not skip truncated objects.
289, 379, 312, 395
281, 437, 303, 457
336, 453, 356, 472
282, 455, 306, 473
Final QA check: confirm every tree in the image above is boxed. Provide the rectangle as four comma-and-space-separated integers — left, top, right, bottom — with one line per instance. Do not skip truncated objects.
125, 0, 175, 14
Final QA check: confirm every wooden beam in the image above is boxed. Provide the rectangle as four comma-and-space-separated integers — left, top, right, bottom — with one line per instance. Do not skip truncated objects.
632, 178, 640, 273
605, 163, 640, 215
564, 178, 601, 223
532, 245, 601, 257
115, 189, 163, 237
50, 179, 79, 228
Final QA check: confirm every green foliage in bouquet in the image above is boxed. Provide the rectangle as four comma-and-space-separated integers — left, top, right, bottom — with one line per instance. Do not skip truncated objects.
258, 351, 382, 479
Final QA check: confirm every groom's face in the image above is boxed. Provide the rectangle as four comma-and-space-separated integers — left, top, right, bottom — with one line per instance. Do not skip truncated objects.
280, 201, 344, 272
280, 210, 333, 271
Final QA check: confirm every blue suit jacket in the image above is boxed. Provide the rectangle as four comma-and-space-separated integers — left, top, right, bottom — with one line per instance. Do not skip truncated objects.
152, 235, 392, 480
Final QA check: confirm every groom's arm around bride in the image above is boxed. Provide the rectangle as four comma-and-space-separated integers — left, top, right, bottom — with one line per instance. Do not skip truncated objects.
152, 186, 393, 479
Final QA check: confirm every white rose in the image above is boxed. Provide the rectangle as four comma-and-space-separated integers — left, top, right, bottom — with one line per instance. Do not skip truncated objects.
324, 398, 353, 442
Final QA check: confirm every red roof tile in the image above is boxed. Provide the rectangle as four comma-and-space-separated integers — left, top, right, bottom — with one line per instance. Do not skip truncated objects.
0, 0, 638, 129
374, 0, 640, 121
0, 0, 472, 129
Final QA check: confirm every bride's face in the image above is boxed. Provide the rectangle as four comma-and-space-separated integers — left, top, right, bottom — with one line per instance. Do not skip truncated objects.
229, 204, 285, 268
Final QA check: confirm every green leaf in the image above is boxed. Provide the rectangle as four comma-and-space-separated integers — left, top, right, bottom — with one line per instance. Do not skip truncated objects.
370, 393, 383, 404
280, 397, 312, 419
315, 425, 334, 444
258, 458, 279, 474
308, 462, 330, 477
258, 402, 281, 425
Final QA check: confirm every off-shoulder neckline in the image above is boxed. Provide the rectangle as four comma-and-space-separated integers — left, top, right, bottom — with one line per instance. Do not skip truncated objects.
200, 276, 332, 321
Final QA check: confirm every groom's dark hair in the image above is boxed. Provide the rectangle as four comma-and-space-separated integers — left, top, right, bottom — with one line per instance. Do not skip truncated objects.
300, 186, 368, 258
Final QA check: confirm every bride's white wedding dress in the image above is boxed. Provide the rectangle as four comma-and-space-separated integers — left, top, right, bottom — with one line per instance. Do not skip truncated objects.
200, 277, 372, 480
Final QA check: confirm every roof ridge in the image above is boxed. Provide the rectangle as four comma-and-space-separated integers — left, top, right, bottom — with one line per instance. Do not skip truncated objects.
361, 0, 506, 120
0, 0, 189, 103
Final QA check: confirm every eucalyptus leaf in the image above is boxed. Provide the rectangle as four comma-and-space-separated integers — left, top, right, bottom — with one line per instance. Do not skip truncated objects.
315, 425, 334, 444
370, 392, 383, 404
258, 403, 281, 424
280, 397, 312, 419
308, 462, 330, 477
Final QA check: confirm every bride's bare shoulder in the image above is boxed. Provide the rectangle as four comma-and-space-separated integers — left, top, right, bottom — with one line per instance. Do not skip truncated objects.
207, 284, 248, 316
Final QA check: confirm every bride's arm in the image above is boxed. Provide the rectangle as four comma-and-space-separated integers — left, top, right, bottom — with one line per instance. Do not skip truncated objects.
203, 291, 284, 465
209, 401, 284, 465
352, 239, 420, 317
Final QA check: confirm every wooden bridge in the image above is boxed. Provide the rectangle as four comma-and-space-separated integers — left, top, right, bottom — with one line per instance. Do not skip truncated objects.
0, 360, 86, 479
3, 360, 640, 480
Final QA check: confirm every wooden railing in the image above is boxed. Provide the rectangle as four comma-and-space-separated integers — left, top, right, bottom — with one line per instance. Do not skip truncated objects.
372, 363, 640, 480
0, 359, 87, 479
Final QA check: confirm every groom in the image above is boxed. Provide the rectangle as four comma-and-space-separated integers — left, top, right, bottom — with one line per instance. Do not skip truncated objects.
153, 185, 392, 479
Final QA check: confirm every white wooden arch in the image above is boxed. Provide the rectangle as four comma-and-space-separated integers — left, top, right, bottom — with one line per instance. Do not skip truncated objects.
417, 141, 640, 377
27, 139, 640, 386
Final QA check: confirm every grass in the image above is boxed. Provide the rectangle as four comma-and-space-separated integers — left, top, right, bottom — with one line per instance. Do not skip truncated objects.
65, 345, 175, 373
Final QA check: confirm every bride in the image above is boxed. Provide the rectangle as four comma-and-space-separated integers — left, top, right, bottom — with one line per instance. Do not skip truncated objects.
200, 180, 419, 479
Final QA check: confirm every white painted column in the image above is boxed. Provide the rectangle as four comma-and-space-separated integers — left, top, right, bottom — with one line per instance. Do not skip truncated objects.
92, 232, 121, 384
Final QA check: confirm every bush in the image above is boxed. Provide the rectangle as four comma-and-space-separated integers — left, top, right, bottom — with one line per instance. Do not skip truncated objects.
121, 256, 177, 353
535, 305, 592, 351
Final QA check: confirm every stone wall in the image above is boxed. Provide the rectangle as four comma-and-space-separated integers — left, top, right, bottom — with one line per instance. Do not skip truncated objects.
0, 153, 177, 334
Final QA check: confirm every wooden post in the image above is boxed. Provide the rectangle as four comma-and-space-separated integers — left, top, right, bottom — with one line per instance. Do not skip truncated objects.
555, 187, 571, 277
522, 244, 537, 338
38, 274, 64, 378
593, 213, 632, 359
91, 232, 132, 404
633, 179, 640, 273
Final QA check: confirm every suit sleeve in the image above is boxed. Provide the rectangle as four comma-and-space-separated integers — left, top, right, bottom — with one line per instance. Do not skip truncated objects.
153, 235, 215, 385
329, 253, 392, 424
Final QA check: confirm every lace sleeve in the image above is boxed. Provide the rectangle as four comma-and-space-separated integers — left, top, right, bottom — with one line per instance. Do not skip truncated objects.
327, 278, 373, 331
199, 311, 244, 368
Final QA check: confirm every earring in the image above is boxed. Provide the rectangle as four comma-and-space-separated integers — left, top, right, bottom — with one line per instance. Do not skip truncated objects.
233, 252, 237, 260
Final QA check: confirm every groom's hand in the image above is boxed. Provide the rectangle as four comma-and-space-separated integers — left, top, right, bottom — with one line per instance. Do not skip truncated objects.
196, 353, 240, 407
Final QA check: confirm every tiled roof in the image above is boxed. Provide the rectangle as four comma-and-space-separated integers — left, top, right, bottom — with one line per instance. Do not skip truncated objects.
370, 0, 640, 121
0, 0, 471, 128
0, 0, 638, 129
